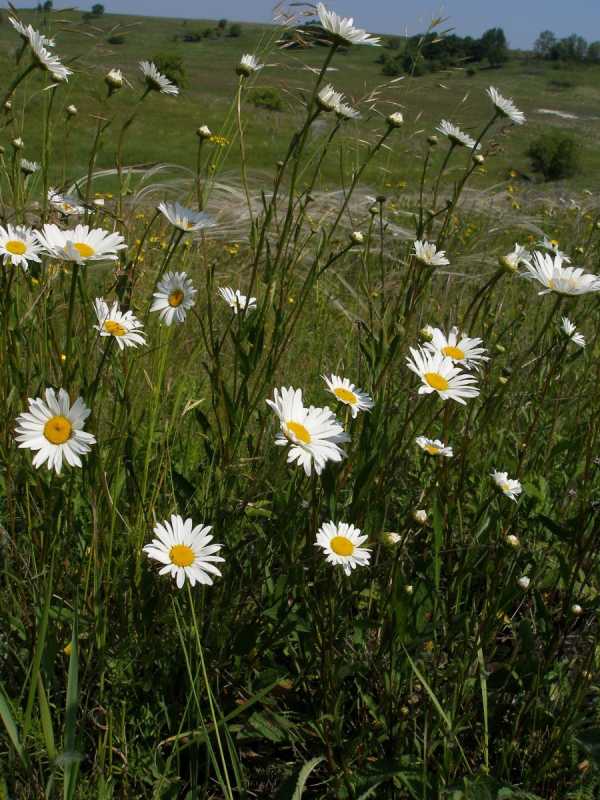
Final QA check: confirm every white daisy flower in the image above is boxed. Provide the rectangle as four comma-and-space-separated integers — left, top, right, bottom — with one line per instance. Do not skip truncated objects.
424, 326, 488, 370
487, 86, 526, 125
143, 514, 224, 589
158, 201, 215, 233
436, 119, 480, 150
36, 223, 126, 264
521, 251, 600, 296
415, 436, 453, 457
218, 287, 257, 314
316, 3, 381, 46
20, 159, 39, 176
48, 187, 86, 216
9, 17, 55, 48
491, 470, 522, 502
406, 348, 480, 405
237, 53, 263, 76
413, 240, 449, 267
537, 236, 570, 262
266, 386, 350, 476
29, 30, 72, 82
315, 520, 371, 576
93, 298, 146, 350
322, 374, 374, 419
139, 61, 179, 95
317, 83, 345, 113
150, 271, 196, 326
561, 316, 585, 348
336, 101, 360, 120
499, 243, 528, 273
14, 388, 96, 475
0, 224, 43, 270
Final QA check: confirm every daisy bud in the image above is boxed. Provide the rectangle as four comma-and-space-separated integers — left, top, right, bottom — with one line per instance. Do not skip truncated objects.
405, 585, 414, 595
413, 509, 428, 525
383, 532, 401, 546
105, 68, 124, 92
196, 124, 212, 139
351, 231, 364, 245
571, 604, 583, 616
473, 153, 485, 165
276, 160, 284, 170
12, 137, 24, 150
427, 134, 439, 147
63, 641, 73, 656
0, 146, 5, 155
499, 376, 508, 385
575, 246, 584, 255
66, 104, 78, 117
93, 197, 105, 207
420, 325, 434, 342
517, 576, 530, 591
499, 254, 517, 273
506, 534, 520, 548
4, 100, 12, 112
368, 204, 378, 216
400, 705, 410, 716
495, 343, 506, 353
387, 111, 404, 128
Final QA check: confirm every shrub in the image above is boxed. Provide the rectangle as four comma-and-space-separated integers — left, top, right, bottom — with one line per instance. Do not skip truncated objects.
527, 132, 580, 180
183, 30, 203, 43
248, 87, 283, 112
228, 23, 242, 38
107, 33, 125, 45
152, 52, 186, 87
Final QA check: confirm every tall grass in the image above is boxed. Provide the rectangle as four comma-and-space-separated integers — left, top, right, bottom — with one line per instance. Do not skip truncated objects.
1, 5, 600, 799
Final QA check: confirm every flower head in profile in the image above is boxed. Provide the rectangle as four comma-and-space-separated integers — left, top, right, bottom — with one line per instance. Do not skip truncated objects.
9, 17, 55, 48
93, 298, 146, 350
436, 120, 480, 150
15, 388, 96, 475
406, 348, 480, 405
561, 316, 585, 348
143, 515, 224, 589
499, 243, 528, 273
236, 53, 263, 76
20, 159, 39, 176
413, 240, 449, 267
322, 374, 374, 419
0, 224, 42, 270
316, 3, 380, 46
36, 224, 126, 264
266, 386, 350, 476
150, 271, 196, 325
424, 326, 488, 370
105, 68, 124, 92
387, 111, 404, 128
491, 470, 522, 502
521, 251, 600, 296
158, 201, 215, 233
218, 287, 257, 314
487, 86, 526, 125
48, 187, 86, 217
336, 101, 360, 120
415, 436, 453, 457
316, 521, 371, 575
139, 61, 179, 95
29, 30, 72, 81
317, 83, 345, 113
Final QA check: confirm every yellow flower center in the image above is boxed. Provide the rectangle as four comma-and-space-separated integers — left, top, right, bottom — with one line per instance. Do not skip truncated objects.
169, 544, 195, 568
6, 239, 27, 256
547, 279, 555, 289
550, 239, 559, 248
334, 387, 358, 405
168, 290, 185, 307
442, 345, 465, 360
425, 444, 441, 455
330, 536, 354, 557
424, 372, 450, 391
43, 415, 72, 445
501, 482, 511, 493
103, 320, 127, 336
73, 242, 95, 258
286, 420, 311, 444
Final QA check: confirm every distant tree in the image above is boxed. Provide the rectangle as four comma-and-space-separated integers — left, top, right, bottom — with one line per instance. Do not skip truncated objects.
534, 30, 556, 58
228, 23, 242, 38
91, 3, 105, 15
480, 27, 509, 67
587, 41, 600, 63
217, 18, 227, 30
562, 34, 588, 61
43, 1, 53, 10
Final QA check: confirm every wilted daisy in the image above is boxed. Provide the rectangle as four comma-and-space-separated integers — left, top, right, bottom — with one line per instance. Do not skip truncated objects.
0, 224, 42, 269
322, 374, 374, 419
93, 298, 146, 350
491, 470, 522, 502
143, 515, 224, 589
14, 388, 96, 475
436, 120, 480, 150
537, 236, 570, 261
237, 53, 263, 76
561, 317, 585, 348
424, 326, 488, 370
20, 159, 39, 176
266, 386, 350, 476
218, 287, 257, 314
317, 84, 345, 113
315, 521, 371, 576
499, 243, 528, 273
139, 61, 179, 95
158, 201, 215, 233
29, 30, 72, 81
150, 271, 196, 325
521, 251, 600, 296
36, 224, 126, 264
413, 240, 449, 267
415, 436, 453, 457
48, 187, 85, 216
487, 86, 526, 125
316, 3, 380, 46
406, 348, 480, 405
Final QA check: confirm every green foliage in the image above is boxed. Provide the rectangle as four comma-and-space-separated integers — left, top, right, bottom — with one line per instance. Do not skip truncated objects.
248, 86, 284, 111
229, 23, 242, 38
106, 33, 125, 45
152, 51, 186, 87
91, 3, 104, 15
528, 132, 580, 180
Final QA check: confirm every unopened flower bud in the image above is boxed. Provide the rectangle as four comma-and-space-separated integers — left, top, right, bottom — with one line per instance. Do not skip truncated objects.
506, 534, 520, 548
405, 585, 414, 595
427, 134, 439, 147
196, 124, 212, 140
571, 604, 583, 616
413, 509, 427, 525
387, 111, 404, 128
4, 100, 12, 112
383, 532, 401, 546
105, 68, 124, 92
12, 137, 24, 150
66, 104, 78, 117
473, 153, 485, 165
420, 325, 434, 342
351, 231, 364, 245
517, 576, 530, 591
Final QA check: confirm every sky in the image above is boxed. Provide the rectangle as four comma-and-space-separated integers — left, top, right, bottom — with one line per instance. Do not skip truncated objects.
12, 1, 600, 50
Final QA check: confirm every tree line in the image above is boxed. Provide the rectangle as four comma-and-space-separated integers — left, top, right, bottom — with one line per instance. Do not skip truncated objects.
534, 31, 600, 63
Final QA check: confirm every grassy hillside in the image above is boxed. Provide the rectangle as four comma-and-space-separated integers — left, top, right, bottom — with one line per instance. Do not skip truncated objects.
1, 7, 600, 196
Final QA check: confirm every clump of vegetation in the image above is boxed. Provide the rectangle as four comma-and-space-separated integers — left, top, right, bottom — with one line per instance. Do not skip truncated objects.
152, 52, 186, 87
106, 33, 125, 45
248, 87, 283, 111
534, 29, 600, 63
528, 132, 580, 180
